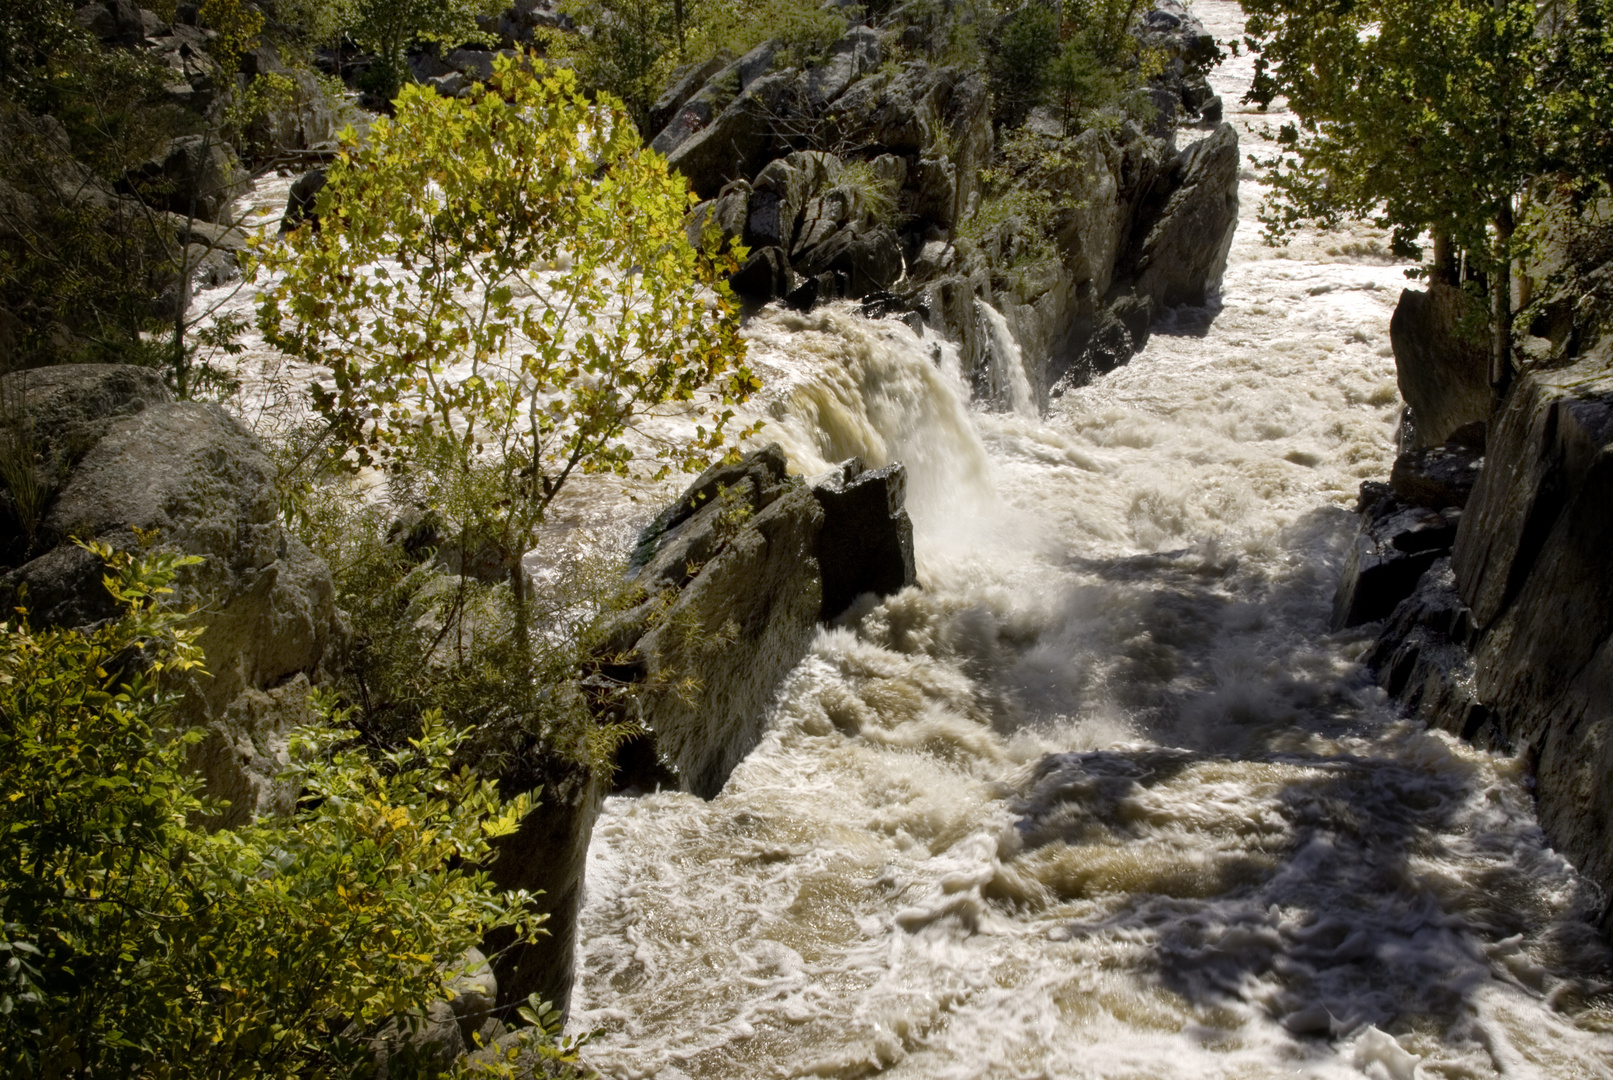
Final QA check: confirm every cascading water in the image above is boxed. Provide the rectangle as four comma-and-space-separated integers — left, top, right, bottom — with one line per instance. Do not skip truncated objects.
565, 2, 1613, 1077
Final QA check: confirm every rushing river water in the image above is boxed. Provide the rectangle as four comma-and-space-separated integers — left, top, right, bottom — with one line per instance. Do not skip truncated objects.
562, 3, 1613, 1077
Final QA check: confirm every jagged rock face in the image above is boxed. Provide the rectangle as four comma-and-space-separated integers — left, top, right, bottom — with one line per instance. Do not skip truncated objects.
1447, 357, 1613, 903
1390, 283, 1493, 447
1331, 484, 1460, 630
599, 445, 917, 799
0, 365, 345, 828
1120, 122, 1239, 312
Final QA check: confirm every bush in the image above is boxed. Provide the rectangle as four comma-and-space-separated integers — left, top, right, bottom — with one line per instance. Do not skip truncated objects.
0, 542, 555, 1079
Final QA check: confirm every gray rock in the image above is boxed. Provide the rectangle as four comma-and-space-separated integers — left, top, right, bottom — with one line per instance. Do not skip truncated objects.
369, 1000, 464, 1079
1124, 122, 1238, 312
805, 25, 881, 108
247, 68, 343, 154
1388, 425, 1485, 510
650, 42, 778, 161
281, 168, 327, 234
137, 134, 245, 223
746, 151, 841, 251
729, 245, 796, 304
685, 179, 753, 250
666, 71, 803, 199
0, 368, 345, 827
1389, 283, 1492, 447
811, 459, 917, 620
649, 55, 729, 135
1331, 490, 1460, 629
445, 947, 498, 1047
795, 220, 905, 299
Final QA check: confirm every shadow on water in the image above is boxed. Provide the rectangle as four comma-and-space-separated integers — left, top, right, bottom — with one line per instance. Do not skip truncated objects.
1147, 297, 1224, 340
990, 506, 1613, 1048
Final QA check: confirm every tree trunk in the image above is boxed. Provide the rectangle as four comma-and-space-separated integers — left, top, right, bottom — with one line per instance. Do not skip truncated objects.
1432, 227, 1457, 286
1491, 206, 1515, 403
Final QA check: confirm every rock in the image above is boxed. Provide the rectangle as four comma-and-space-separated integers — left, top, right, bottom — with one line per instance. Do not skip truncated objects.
1388, 424, 1485, 510
1123, 122, 1238, 312
247, 68, 343, 154
728, 245, 796, 304
0, 366, 345, 828
135, 134, 245, 223
651, 42, 778, 162
1365, 558, 1490, 745
805, 26, 882, 108
476, 753, 603, 1020
369, 1000, 464, 1080
811, 460, 917, 620
1199, 95, 1224, 124
1449, 360, 1613, 903
445, 947, 498, 1047
1331, 487, 1460, 629
1131, 0, 1220, 70
649, 55, 729, 135
746, 151, 842, 251
794, 220, 905, 299
686, 179, 752, 250
1389, 283, 1492, 447
281, 168, 327, 233
447, 48, 501, 80
610, 445, 825, 798
666, 71, 803, 199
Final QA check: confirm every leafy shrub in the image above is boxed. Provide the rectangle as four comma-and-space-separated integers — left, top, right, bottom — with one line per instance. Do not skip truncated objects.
0, 542, 551, 1079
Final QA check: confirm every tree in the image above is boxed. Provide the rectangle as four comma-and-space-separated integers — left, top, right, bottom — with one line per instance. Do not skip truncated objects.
346, 0, 505, 100
1243, 0, 1613, 396
253, 57, 759, 663
0, 542, 553, 1078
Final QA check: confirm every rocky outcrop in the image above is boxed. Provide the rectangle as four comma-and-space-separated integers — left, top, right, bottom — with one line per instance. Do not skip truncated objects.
0, 365, 346, 828
597, 444, 917, 798
1389, 283, 1492, 447
1360, 199, 1613, 933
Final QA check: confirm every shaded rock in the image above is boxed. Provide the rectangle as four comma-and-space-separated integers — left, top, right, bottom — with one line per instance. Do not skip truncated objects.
1131, 0, 1220, 70
1447, 357, 1613, 905
686, 179, 752, 250
247, 68, 343, 154
1389, 282, 1492, 448
1123, 122, 1238, 312
445, 947, 498, 1047
811, 459, 917, 620
794, 221, 904, 299
650, 55, 729, 135
1388, 425, 1485, 510
651, 42, 779, 163
666, 70, 803, 199
746, 150, 841, 250
1365, 558, 1491, 746
281, 168, 327, 233
1331, 489, 1460, 629
134, 134, 245, 223
614, 445, 825, 798
369, 1000, 464, 1080
729, 244, 796, 304
477, 753, 604, 1019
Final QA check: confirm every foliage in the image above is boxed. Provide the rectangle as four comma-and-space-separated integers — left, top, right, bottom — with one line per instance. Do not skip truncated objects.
837, 159, 902, 228
0, 542, 550, 1078
1243, 0, 1613, 384
989, 3, 1061, 126
547, 0, 850, 132
254, 56, 759, 657
346, 0, 504, 99
199, 0, 267, 72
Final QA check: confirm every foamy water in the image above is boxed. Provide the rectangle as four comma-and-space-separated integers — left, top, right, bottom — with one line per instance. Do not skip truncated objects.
567, 3, 1613, 1077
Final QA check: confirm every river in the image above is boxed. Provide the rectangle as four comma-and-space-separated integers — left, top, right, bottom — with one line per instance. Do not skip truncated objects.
563, 2, 1613, 1077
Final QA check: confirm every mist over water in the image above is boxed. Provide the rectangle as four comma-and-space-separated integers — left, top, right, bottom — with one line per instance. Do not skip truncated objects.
569, 2, 1613, 1076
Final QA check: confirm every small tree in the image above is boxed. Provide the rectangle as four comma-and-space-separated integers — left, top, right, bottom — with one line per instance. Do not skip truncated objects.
254, 58, 759, 662
347, 0, 505, 99
1244, 0, 1613, 395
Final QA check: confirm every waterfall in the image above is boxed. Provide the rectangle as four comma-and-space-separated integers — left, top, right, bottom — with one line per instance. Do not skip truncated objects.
975, 299, 1039, 418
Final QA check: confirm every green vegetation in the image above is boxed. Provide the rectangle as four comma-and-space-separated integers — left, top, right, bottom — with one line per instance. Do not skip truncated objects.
0, 542, 570, 1079
546, 0, 850, 133
347, 0, 505, 100
987, 0, 1158, 129
1244, 0, 1613, 392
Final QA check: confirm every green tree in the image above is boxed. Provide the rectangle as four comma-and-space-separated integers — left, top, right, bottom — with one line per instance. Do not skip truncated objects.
1244, 0, 1613, 395
347, 0, 505, 100
0, 542, 554, 1078
253, 57, 759, 663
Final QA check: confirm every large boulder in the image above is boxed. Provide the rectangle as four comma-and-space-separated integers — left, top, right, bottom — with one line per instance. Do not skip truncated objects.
134, 133, 245, 223
651, 41, 779, 165
666, 71, 804, 199
805, 25, 882, 109
599, 444, 918, 798
1389, 283, 1492, 447
0, 365, 345, 827
1121, 122, 1238, 313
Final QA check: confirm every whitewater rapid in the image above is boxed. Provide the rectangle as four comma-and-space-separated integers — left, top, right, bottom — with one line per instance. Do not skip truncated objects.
565, 3, 1613, 1077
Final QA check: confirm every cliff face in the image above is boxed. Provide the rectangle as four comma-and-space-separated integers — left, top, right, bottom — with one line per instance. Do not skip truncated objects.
1342, 201, 1613, 933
